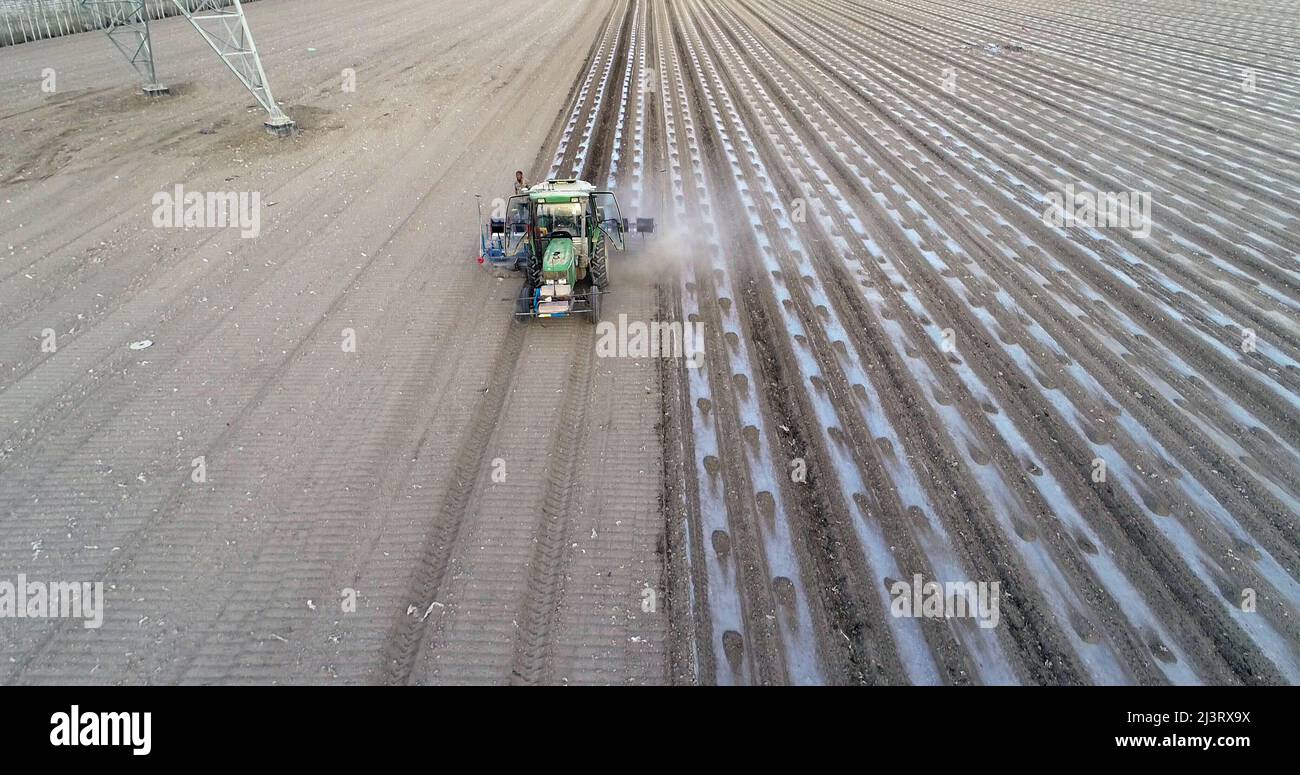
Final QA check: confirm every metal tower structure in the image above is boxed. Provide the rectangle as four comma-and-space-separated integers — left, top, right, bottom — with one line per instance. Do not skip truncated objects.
80, 0, 293, 134
79, 1, 167, 95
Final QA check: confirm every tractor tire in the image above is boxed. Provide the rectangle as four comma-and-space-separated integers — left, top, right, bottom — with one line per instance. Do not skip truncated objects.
589, 283, 602, 325
525, 256, 543, 291
590, 239, 610, 290
516, 281, 535, 323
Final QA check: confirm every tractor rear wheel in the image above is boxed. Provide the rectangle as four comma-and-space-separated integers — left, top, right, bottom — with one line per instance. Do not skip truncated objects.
590, 239, 609, 290
588, 240, 608, 325
589, 283, 602, 324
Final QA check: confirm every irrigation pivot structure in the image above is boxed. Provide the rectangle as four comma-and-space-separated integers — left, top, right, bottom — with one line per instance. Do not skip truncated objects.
80, 0, 292, 134
77, 1, 164, 93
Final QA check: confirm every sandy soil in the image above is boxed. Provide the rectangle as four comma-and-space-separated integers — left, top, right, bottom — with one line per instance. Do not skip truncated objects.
1, 0, 1296, 685
0, 0, 664, 685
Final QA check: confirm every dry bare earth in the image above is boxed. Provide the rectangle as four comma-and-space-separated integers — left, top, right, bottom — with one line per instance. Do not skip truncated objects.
1, 0, 1297, 687
0, 0, 664, 685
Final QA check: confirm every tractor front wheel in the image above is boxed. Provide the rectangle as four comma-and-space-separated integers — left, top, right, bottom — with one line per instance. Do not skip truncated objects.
516, 282, 535, 323
525, 250, 543, 291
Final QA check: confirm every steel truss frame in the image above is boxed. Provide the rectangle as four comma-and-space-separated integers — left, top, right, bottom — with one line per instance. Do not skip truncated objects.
80, 0, 292, 130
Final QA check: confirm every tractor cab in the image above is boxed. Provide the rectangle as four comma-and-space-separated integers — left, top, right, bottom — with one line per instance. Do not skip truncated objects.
507, 180, 624, 255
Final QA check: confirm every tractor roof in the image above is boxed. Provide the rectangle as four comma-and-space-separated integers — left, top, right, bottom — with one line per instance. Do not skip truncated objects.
526, 178, 597, 203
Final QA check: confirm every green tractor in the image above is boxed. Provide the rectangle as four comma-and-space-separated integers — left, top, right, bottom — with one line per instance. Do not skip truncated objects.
504, 179, 636, 323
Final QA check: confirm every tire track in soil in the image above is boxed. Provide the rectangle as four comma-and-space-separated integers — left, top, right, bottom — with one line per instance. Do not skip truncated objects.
0, 0, 641, 686
508, 327, 597, 685
504, 1, 638, 685
378, 323, 528, 685
5, 159, 493, 682
382, 0, 636, 684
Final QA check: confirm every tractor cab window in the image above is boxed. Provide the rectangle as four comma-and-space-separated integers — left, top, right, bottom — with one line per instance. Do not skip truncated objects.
505, 195, 530, 254
593, 192, 625, 250
536, 201, 585, 238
